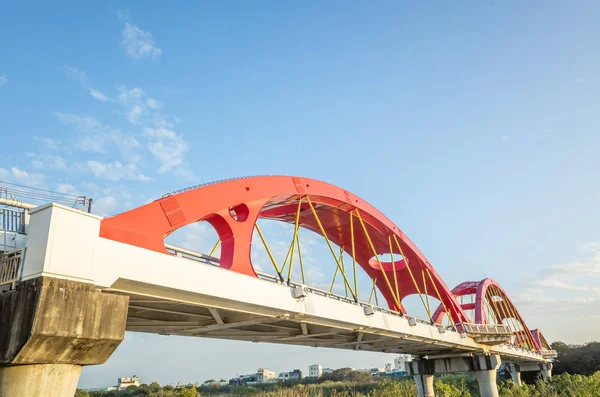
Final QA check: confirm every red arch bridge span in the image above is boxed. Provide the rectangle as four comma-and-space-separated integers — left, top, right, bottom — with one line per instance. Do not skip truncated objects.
95, 176, 555, 361
2, 176, 556, 384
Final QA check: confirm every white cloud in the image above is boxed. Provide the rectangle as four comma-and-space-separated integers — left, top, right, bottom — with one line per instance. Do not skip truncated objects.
0, 167, 46, 188
121, 22, 162, 60
55, 112, 139, 155
146, 98, 161, 109
56, 183, 79, 196
144, 126, 189, 173
88, 88, 109, 102
33, 136, 58, 150
85, 160, 150, 182
0, 73, 7, 87
117, 86, 146, 124
29, 155, 67, 170
63, 65, 87, 84
63, 65, 110, 102
93, 196, 118, 216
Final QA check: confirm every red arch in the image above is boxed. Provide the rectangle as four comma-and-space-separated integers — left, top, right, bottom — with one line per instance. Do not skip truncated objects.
432, 278, 540, 350
99, 176, 470, 323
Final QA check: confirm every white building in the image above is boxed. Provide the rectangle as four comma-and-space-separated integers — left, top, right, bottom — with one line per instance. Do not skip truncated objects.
115, 376, 140, 390
394, 354, 413, 373
385, 363, 393, 373
308, 364, 323, 378
256, 368, 277, 384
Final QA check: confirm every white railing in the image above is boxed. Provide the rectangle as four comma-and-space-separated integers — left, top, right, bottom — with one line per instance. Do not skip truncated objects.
165, 244, 454, 331
0, 208, 26, 234
539, 349, 558, 358
0, 249, 22, 289
460, 322, 512, 335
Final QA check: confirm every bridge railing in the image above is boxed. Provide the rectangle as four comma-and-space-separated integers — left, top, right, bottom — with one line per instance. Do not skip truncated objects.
164, 244, 455, 332
0, 249, 22, 290
0, 208, 26, 235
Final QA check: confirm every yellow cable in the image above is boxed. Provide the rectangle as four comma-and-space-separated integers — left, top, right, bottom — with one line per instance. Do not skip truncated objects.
354, 209, 401, 310
209, 240, 221, 256
305, 197, 357, 301
255, 223, 283, 280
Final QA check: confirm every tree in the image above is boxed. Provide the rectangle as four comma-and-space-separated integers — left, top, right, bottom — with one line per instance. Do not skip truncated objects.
149, 382, 161, 392
177, 385, 201, 397
552, 341, 600, 375
75, 391, 90, 397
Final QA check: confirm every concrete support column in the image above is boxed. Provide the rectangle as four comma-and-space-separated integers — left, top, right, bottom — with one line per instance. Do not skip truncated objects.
0, 364, 81, 397
0, 277, 129, 397
409, 359, 436, 397
508, 363, 522, 386
473, 355, 501, 397
539, 362, 552, 382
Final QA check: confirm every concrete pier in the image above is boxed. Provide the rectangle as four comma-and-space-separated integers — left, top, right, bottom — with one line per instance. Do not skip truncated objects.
508, 363, 522, 386
0, 277, 129, 397
409, 359, 436, 397
473, 355, 501, 397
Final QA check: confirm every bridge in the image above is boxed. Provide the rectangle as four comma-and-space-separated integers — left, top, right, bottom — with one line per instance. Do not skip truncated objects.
0, 176, 555, 397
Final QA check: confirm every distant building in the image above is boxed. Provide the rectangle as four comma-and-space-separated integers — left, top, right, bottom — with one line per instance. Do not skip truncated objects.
278, 369, 302, 381
308, 364, 323, 378
109, 376, 140, 390
394, 354, 412, 374
385, 363, 393, 373
322, 367, 334, 375
229, 374, 258, 386
256, 368, 277, 384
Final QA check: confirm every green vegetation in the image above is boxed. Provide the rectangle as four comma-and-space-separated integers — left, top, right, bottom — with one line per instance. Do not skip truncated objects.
551, 341, 600, 375
80, 342, 600, 397
80, 372, 600, 397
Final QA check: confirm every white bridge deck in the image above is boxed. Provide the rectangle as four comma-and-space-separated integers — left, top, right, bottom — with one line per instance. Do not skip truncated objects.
7, 203, 547, 364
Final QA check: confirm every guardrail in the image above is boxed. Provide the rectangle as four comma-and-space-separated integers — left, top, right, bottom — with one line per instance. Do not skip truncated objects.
460, 322, 512, 335
166, 244, 453, 331
0, 208, 26, 234
0, 249, 22, 289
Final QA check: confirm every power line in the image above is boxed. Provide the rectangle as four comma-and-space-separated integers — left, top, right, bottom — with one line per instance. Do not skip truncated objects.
0, 179, 80, 198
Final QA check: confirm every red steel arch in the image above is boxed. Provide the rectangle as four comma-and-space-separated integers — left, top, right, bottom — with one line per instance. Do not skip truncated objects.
100, 176, 470, 323
432, 278, 540, 350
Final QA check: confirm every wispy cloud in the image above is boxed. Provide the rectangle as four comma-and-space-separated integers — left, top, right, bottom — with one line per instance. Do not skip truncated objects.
55, 112, 140, 154
515, 242, 600, 312
144, 125, 189, 174
121, 22, 162, 61
29, 154, 67, 171
0, 167, 46, 188
63, 65, 110, 102
0, 73, 8, 87
33, 136, 58, 150
85, 160, 150, 182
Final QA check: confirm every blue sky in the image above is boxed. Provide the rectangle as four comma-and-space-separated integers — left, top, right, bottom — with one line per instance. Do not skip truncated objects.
1, 0, 600, 389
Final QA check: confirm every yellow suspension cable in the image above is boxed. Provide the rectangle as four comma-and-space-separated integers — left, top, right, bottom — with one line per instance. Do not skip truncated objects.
287, 199, 303, 284
354, 209, 401, 310
501, 287, 535, 350
491, 286, 518, 346
209, 240, 221, 256
425, 268, 455, 329
341, 247, 348, 297
329, 246, 344, 293
392, 235, 433, 323
388, 235, 400, 306
255, 223, 283, 281
297, 231, 305, 284
305, 196, 357, 302
350, 212, 358, 298
422, 269, 432, 320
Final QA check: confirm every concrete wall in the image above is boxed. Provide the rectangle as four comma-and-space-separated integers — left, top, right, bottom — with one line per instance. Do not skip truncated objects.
0, 277, 128, 365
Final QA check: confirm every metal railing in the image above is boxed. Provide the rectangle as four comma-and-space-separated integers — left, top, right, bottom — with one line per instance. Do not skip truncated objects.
0, 249, 22, 289
0, 208, 26, 234
165, 244, 455, 332
460, 322, 512, 335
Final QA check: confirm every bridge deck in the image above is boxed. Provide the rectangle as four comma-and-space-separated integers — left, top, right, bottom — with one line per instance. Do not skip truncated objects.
19, 203, 545, 364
